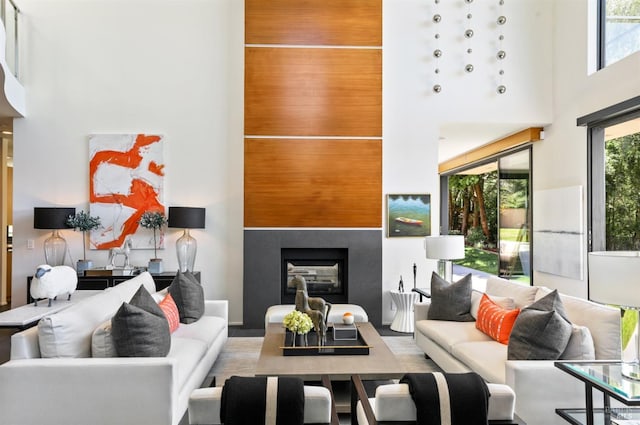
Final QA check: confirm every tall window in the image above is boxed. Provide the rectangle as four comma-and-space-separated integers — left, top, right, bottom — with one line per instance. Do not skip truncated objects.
599, 0, 640, 68
443, 148, 531, 283
583, 96, 640, 251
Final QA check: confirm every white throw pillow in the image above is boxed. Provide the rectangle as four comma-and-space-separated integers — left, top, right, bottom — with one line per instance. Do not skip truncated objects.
485, 276, 538, 309
470, 290, 516, 319
91, 319, 118, 357
560, 325, 596, 360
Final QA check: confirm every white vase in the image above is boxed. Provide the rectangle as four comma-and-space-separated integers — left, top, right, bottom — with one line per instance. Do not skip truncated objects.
148, 259, 163, 274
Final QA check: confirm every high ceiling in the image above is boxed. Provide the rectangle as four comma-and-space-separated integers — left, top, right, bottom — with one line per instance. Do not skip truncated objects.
438, 123, 543, 162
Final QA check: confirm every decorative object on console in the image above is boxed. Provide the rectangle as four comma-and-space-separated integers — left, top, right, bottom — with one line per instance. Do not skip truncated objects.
66, 210, 101, 275
138, 210, 167, 273
424, 234, 465, 282
589, 251, 640, 379
30, 264, 78, 307
107, 236, 133, 270
168, 206, 205, 272
34, 207, 76, 266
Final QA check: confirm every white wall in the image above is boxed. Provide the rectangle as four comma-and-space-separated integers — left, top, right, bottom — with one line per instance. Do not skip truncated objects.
12, 0, 246, 323
532, 0, 640, 297
381, 0, 552, 323
11, 0, 636, 325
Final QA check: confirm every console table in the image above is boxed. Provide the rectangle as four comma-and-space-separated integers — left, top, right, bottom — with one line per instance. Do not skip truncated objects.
26, 271, 200, 303
555, 361, 640, 425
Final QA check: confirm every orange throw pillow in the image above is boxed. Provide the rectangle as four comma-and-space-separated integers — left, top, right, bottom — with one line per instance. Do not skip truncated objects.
159, 293, 180, 333
476, 293, 520, 344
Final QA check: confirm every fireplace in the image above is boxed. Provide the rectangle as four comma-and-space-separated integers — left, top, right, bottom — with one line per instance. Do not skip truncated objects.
281, 248, 348, 304
243, 229, 382, 328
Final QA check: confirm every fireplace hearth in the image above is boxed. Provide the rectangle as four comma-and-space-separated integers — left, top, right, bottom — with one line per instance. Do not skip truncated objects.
243, 229, 382, 328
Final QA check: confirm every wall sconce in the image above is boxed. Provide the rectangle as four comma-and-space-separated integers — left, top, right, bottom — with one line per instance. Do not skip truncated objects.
168, 207, 206, 272
33, 207, 76, 266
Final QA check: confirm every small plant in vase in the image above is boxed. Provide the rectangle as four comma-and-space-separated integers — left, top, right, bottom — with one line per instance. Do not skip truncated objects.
66, 210, 101, 275
138, 210, 167, 273
283, 310, 313, 347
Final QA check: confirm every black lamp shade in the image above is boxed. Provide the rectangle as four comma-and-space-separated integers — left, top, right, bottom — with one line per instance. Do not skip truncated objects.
34, 207, 76, 230
168, 207, 205, 229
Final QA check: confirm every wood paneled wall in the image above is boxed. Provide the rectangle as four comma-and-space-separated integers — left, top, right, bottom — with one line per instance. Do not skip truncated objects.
245, 48, 382, 137
244, 0, 382, 228
245, 139, 382, 227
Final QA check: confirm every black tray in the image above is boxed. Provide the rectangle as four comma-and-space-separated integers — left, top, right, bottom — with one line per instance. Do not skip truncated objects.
281, 327, 370, 356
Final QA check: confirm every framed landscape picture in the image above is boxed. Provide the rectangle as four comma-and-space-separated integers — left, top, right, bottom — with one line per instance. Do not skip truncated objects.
387, 194, 431, 237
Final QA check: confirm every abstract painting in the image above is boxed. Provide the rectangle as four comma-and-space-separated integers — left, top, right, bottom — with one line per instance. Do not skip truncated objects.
533, 185, 584, 280
89, 134, 165, 250
387, 194, 431, 237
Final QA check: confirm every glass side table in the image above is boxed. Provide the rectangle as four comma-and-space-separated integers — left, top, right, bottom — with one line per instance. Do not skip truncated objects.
555, 361, 640, 425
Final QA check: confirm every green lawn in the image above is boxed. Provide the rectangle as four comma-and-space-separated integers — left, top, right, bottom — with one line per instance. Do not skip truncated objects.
455, 246, 530, 284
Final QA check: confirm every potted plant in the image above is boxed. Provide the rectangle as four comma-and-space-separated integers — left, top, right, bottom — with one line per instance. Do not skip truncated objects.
138, 210, 167, 273
282, 310, 313, 347
66, 210, 101, 275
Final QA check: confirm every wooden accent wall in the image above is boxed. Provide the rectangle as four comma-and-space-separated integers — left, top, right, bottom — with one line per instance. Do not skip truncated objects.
245, 48, 382, 137
244, 0, 382, 228
245, 139, 382, 227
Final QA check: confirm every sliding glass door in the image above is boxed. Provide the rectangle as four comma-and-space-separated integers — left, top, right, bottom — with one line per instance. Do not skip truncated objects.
444, 147, 531, 283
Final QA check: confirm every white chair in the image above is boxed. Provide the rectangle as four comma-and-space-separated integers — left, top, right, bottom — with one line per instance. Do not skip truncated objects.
189, 376, 338, 425
351, 374, 524, 425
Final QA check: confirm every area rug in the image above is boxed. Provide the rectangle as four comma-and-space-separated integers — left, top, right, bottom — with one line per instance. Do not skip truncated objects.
207, 335, 441, 386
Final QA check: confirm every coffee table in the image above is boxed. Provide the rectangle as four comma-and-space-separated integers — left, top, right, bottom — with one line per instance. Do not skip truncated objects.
257, 322, 405, 414
256, 322, 404, 381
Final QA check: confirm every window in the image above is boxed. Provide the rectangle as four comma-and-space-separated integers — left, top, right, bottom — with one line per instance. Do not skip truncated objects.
582, 96, 640, 251
441, 148, 532, 283
599, 0, 640, 68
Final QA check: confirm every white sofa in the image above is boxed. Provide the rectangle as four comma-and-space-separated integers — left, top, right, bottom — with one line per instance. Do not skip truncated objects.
0, 272, 228, 425
414, 275, 621, 425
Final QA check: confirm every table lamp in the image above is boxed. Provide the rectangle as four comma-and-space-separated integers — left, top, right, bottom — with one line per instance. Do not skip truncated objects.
34, 207, 76, 266
168, 207, 205, 272
589, 251, 640, 380
424, 235, 465, 282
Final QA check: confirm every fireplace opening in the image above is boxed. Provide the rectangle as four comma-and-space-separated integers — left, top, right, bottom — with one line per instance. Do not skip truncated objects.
281, 248, 348, 304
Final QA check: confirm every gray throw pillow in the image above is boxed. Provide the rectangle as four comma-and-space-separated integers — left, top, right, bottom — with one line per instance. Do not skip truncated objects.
111, 285, 171, 357
168, 270, 205, 324
427, 272, 474, 322
507, 289, 572, 360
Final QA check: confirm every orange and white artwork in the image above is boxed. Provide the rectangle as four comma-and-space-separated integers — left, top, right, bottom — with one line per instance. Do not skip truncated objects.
89, 133, 165, 250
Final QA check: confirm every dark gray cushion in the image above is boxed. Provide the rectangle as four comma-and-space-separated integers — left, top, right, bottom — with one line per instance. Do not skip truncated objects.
507, 289, 573, 360
168, 270, 205, 324
111, 285, 171, 357
427, 272, 474, 322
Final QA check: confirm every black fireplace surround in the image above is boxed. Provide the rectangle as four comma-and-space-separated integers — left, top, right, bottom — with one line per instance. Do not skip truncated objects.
243, 229, 382, 328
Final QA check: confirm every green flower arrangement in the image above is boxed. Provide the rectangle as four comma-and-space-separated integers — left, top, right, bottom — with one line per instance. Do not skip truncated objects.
282, 310, 313, 335
138, 211, 167, 259
66, 210, 101, 261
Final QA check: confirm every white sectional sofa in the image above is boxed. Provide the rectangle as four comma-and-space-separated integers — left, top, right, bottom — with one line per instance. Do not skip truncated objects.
0, 271, 228, 425
414, 275, 622, 425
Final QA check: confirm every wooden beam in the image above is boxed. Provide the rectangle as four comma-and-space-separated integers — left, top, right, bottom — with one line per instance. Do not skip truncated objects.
438, 127, 543, 174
